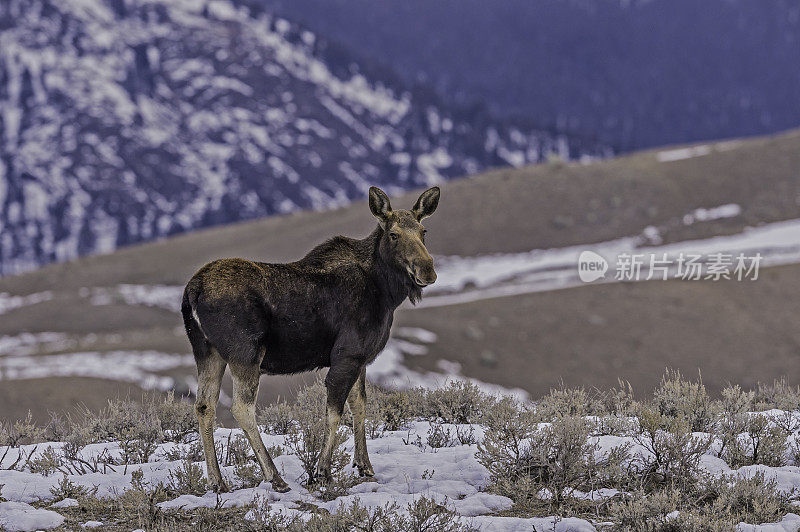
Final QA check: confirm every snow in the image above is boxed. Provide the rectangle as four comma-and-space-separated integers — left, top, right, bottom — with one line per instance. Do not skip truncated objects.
392, 327, 438, 344
366, 333, 529, 402
49, 498, 78, 508
0, 333, 71, 358
0, 423, 581, 529
0, 291, 54, 316
3, 411, 800, 531
657, 144, 712, 162
0, 350, 195, 391
0, 501, 65, 532
466, 515, 598, 531
683, 203, 742, 225
3, 417, 798, 530
738, 513, 800, 532
80, 285, 184, 312
416, 148, 452, 184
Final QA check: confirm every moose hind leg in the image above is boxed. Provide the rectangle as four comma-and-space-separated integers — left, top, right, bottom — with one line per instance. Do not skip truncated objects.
195, 350, 227, 492
347, 367, 374, 477
229, 362, 290, 493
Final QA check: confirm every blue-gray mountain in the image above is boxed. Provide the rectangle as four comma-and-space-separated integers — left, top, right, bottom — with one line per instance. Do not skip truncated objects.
261, 0, 800, 151
0, 0, 610, 276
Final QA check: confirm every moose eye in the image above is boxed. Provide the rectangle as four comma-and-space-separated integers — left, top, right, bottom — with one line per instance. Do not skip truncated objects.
389, 232, 399, 241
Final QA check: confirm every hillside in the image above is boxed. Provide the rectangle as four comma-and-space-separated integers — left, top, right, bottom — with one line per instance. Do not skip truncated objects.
1, 128, 800, 422
0, 0, 607, 276
261, 0, 800, 150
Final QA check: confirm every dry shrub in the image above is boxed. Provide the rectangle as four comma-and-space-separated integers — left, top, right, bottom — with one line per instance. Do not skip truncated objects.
28, 446, 63, 476
359, 384, 412, 438
375, 388, 413, 432
475, 397, 539, 484
425, 381, 493, 424
0, 412, 45, 471
601, 380, 638, 417
754, 377, 800, 411
608, 472, 788, 532
705, 472, 787, 525
163, 441, 204, 463
653, 369, 716, 432
258, 400, 294, 435
633, 405, 712, 491
49, 474, 93, 500
283, 379, 349, 485
591, 381, 639, 436
154, 392, 197, 443
722, 413, 788, 468
71, 398, 164, 464
166, 460, 208, 496
251, 496, 476, 531
477, 399, 628, 511
535, 386, 597, 420
608, 487, 727, 532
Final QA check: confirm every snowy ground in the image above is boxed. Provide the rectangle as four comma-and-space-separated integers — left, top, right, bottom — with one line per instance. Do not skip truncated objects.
2, 418, 800, 531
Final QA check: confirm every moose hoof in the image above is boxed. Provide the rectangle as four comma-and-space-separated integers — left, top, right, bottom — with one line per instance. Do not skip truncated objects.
313, 467, 333, 483
272, 478, 291, 493
354, 463, 375, 477
211, 481, 229, 494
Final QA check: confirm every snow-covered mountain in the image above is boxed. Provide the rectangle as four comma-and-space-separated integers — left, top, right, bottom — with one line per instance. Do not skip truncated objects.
0, 0, 610, 276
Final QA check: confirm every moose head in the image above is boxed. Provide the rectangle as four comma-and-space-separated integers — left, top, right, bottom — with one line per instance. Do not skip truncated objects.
369, 186, 440, 288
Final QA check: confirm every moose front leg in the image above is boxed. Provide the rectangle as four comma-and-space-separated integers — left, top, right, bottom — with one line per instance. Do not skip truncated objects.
314, 359, 361, 481
347, 367, 374, 477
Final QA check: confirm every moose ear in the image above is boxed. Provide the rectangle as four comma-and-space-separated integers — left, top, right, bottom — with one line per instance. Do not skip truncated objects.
368, 186, 392, 222
412, 186, 440, 221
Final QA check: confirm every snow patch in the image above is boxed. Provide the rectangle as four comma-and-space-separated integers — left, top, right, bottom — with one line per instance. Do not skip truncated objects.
367, 334, 529, 402
0, 501, 64, 532
0, 350, 195, 391
683, 203, 742, 225
657, 145, 712, 162
0, 291, 53, 316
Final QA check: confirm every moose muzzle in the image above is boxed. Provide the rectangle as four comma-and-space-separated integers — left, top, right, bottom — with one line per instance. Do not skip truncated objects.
411, 257, 437, 287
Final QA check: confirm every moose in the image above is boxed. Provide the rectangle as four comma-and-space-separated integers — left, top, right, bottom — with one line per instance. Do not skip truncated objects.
181, 186, 440, 492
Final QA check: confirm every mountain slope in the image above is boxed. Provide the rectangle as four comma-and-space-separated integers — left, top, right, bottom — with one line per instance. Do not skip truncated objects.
260, 0, 800, 150
0, 0, 608, 276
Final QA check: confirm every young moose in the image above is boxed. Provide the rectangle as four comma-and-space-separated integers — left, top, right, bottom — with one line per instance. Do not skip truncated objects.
181, 186, 440, 492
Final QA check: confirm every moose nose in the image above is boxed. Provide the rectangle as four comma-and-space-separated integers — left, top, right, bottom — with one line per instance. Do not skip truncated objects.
413, 259, 437, 286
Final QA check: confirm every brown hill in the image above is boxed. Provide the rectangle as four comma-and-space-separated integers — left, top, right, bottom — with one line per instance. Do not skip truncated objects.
2, 129, 799, 423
